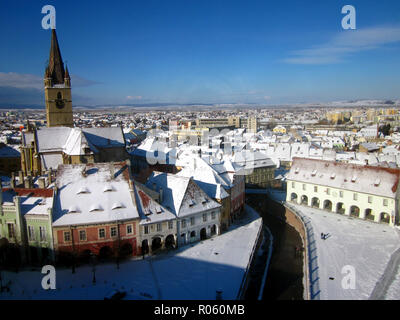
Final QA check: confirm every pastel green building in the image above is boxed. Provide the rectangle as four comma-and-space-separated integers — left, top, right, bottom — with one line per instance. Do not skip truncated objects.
0, 187, 55, 265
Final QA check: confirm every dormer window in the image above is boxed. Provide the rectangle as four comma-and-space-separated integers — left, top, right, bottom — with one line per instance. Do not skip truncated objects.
156, 207, 163, 214
189, 199, 196, 207
351, 175, 357, 182
103, 185, 114, 192
111, 202, 125, 210
77, 186, 90, 194
68, 206, 80, 213
330, 173, 336, 180
311, 170, 317, 176
89, 204, 103, 212
295, 167, 299, 174
374, 178, 381, 186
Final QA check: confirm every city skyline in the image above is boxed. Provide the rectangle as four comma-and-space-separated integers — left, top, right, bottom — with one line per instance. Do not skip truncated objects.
1, 0, 400, 106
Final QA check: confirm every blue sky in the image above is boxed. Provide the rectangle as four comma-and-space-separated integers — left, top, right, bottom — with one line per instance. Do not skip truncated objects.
1, 0, 400, 106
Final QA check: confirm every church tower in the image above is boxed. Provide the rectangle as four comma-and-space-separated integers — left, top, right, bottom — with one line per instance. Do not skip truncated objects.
44, 29, 73, 127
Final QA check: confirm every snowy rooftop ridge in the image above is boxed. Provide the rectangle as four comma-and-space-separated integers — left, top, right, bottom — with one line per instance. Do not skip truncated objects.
287, 157, 400, 198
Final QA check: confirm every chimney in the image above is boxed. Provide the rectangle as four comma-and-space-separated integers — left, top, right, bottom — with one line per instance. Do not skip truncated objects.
38, 177, 46, 189
24, 175, 33, 189
18, 171, 24, 187
10, 172, 16, 189
48, 168, 53, 184
110, 163, 115, 179
24, 176, 30, 189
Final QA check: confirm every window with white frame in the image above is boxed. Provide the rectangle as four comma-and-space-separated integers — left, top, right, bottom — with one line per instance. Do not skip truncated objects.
353, 193, 358, 201
126, 224, 133, 235
144, 225, 149, 234
181, 219, 186, 228
314, 186, 318, 192
64, 231, 71, 242
28, 226, 35, 241
99, 228, 105, 239
302, 184, 306, 191
326, 188, 330, 195
383, 199, 388, 206
190, 217, 195, 226
211, 212, 216, 220
168, 221, 173, 230
339, 191, 343, 198
79, 230, 86, 241
292, 181, 295, 188
39, 226, 46, 241
156, 223, 162, 232
111, 226, 117, 237
202, 213, 207, 222
368, 196, 373, 203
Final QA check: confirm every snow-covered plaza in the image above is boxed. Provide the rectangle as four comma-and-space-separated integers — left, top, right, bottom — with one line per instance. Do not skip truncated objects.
0, 206, 262, 300
290, 203, 400, 300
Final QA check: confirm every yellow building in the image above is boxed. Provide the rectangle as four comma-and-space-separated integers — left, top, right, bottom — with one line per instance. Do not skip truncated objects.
273, 125, 286, 134
44, 29, 73, 128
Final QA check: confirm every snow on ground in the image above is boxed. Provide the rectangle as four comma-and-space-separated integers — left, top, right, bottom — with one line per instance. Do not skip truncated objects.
0, 207, 261, 300
385, 264, 400, 299
290, 203, 400, 300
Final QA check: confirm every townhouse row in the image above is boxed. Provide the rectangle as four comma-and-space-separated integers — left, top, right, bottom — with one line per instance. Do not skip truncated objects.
0, 161, 236, 265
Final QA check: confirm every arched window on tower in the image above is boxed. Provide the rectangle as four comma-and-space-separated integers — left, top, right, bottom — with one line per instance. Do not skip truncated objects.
57, 92, 62, 99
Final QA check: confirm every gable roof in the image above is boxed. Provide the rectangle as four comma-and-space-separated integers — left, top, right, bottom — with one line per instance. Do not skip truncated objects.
146, 172, 221, 217
133, 183, 176, 225
23, 127, 125, 155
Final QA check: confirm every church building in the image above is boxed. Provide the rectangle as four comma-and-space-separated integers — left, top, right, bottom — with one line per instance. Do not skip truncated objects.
44, 29, 73, 128
19, 29, 128, 176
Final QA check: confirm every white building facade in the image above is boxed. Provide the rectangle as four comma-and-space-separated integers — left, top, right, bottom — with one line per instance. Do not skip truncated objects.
286, 158, 400, 226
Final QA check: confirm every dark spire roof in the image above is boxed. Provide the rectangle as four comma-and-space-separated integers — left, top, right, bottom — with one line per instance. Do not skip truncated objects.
47, 29, 65, 85
44, 66, 50, 78
65, 65, 70, 79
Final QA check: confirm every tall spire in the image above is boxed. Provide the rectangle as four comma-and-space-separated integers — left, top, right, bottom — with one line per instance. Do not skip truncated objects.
65, 65, 70, 79
47, 29, 65, 85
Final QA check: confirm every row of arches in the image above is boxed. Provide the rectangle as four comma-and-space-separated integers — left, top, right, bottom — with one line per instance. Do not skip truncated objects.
140, 224, 218, 256
290, 193, 391, 224
142, 234, 176, 254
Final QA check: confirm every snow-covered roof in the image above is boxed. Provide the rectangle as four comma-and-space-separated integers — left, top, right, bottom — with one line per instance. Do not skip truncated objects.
23, 126, 125, 155
134, 184, 176, 225
1, 188, 53, 216
287, 157, 400, 198
145, 172, 221, 217
53, 162, 139, 227
176, 162, 230, 200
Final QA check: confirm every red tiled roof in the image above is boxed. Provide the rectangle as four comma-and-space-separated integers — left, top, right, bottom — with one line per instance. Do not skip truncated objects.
2, 188, 53, 198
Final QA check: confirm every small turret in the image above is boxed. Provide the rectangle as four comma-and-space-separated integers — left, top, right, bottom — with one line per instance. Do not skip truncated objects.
64, 65, 71, 87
